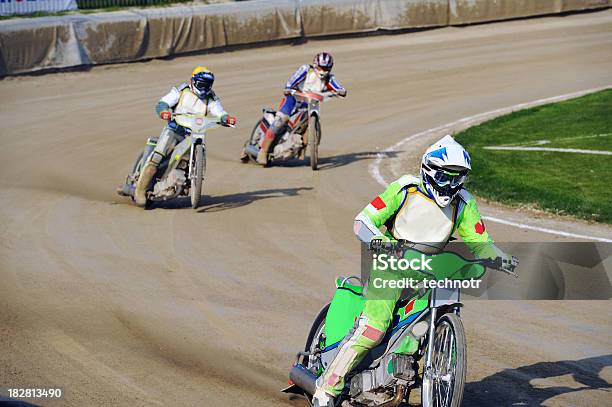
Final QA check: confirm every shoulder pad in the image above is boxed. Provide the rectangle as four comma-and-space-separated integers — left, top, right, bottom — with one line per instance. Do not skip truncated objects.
457, 188, 473, 204
176, 83, 189, 91
393, 174, 420, 189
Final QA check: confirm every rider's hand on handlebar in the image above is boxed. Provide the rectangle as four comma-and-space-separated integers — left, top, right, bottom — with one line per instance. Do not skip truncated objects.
499, 253, 519, 276
337, 89, 347, 98
221, 114, 237, 127
369, 235, 397, 251
283, 89, 293, 96
160, 111, 172, 121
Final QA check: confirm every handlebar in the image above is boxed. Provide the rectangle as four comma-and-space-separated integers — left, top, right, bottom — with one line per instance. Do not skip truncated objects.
368, 238, 519, 278
171, 113, 236, 128
478, 257, 519, 278
287, 89, 338, 101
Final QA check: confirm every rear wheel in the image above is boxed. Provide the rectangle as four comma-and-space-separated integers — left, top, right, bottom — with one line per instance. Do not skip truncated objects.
423, 313, 466, 407
191, 144, 205, 209
242, 119, 265, 162
131, 152, 144, 179
308, 115, 320, 170
303, 303, 330, 405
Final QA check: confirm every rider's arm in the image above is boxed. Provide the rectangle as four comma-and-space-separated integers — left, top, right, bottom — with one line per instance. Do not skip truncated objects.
284, 65, 309, 91
156, 84, 184, 119
354, 177, 410, 243
206, 92, 228, 119
326, 75, 347, 96
455, 191, 503, 259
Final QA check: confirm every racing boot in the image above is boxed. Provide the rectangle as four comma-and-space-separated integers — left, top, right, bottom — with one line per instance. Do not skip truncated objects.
239, 148, 249, 163
133, 162, 157, 207
116, 183, 134, 197
256, 128, 275, 166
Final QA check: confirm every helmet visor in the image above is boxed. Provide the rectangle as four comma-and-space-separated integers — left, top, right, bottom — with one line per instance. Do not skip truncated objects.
193, 78, 213, 92
432, 169, 467, 188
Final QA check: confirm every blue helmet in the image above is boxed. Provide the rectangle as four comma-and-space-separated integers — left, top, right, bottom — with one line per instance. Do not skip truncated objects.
190, 66, 215, 99
420, 135, 471, 207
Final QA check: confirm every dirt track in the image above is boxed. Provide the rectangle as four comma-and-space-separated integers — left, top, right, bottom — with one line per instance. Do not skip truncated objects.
1, 10, 611, 407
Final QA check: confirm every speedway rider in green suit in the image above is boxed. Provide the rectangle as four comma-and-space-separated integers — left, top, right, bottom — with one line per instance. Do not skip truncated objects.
312, 135, 518, 407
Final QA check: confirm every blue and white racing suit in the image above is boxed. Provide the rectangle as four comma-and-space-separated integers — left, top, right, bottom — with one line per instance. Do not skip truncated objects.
267, 64, 346, 137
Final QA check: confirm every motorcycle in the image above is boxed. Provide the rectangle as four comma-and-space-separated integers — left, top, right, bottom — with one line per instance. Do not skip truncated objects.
118, 113, 234, 209
283, 242, 518, 407
241, 90, 338, 170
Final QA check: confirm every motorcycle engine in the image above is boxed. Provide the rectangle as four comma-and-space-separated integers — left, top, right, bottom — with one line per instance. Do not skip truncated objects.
272, 132, 303, 160
349, 354, 416, 405
153, 169, 186, 199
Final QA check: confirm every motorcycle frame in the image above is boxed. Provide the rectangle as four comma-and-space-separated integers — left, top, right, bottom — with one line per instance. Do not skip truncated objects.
150, 115, 220, 201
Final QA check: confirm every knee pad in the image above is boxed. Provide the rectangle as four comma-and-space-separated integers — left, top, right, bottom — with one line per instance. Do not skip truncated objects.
353, 316, 385, 348
359, 324, 385, 345
271, 113, 289, 133
150, 151, 164, 165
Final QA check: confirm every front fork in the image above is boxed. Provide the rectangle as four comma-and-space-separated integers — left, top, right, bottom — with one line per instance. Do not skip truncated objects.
188, 138, 204, 180
424, 307, 437, 374
421, 307, 437, 407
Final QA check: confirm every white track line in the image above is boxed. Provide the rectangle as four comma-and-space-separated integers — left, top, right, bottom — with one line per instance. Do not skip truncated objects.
484, 146, 612, 155
368, 86, 612, 243
481, 216, 612, 243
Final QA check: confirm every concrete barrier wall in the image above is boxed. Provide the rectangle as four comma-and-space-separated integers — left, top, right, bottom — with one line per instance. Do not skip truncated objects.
448, 0, 611, 24
0, 0, 302, 74
0, 0, 609, 76
300, 0, 448, 36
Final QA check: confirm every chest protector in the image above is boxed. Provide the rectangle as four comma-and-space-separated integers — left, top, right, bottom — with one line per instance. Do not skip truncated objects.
174, 89, 209, 115
391, 187, 457, 250
301, 69, 326, 93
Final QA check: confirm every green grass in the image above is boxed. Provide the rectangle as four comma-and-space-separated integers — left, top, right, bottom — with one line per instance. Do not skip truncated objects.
455, 89, 612, 224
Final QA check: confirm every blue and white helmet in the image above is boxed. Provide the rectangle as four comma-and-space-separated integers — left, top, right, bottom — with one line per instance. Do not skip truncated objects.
420, 135, 472, 207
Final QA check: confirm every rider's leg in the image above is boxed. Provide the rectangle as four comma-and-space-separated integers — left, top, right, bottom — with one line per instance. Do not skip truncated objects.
133, 127, 177, 206
256, 95, 295, 165
313, 292, 401, 403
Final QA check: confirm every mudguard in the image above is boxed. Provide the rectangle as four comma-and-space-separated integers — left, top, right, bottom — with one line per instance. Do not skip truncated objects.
323, 278, 365, 348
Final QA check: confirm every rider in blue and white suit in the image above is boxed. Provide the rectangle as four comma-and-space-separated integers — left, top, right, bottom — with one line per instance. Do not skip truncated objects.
254, 52, 347, 165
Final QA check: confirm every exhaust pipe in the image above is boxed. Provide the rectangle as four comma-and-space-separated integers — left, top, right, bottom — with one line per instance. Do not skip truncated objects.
379, 384, 407, 407
245, 143, 259, 158
289, 364, 317, 395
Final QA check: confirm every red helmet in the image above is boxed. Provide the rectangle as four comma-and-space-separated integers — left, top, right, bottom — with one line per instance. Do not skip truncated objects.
313, 52, 334, 79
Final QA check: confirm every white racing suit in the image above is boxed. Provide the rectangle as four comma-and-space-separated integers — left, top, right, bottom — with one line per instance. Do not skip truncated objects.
133, 83, 227, 205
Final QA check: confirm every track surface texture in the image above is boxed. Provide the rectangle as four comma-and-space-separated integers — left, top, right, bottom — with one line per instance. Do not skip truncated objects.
1, 10, 611, 407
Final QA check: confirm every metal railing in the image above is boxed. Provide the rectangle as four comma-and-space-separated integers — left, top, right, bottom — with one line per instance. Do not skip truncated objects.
76, 0, 194, 10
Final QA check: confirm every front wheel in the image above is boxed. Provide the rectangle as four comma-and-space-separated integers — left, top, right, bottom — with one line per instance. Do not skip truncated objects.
422, 313, 467, 407
308, 115, 320, 171
191, 144, 206, 209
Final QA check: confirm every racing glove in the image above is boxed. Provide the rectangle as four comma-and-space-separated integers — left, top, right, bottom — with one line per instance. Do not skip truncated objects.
337, 89, 347, 97
283, 89, 293, 96
160, 111, 172, 121
221, 114, 237, 127
500, 253, 519, 275
369, 235, 397, 251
